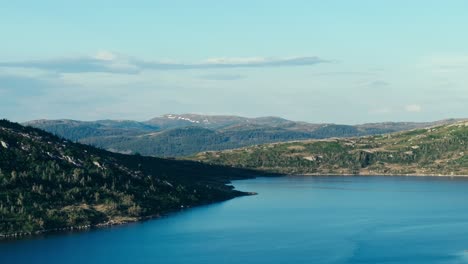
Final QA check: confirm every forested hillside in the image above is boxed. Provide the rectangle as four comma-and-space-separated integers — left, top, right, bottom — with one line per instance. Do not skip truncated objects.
25, 115, 459, 157
0, 120, 259, 237
81, 126, 315, 156
190, 122, 468, 176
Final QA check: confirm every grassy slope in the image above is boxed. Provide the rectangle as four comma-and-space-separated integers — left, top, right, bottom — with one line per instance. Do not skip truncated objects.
190, 122, 468, 176
0, 120, 261, 237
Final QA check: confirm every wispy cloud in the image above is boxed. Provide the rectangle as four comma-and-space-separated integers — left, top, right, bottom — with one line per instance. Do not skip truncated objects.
370, 107, 392, 114
419, 54, 468, 75
368, 80, 390, 88
198, 73, 245, 81
0, 54, 139, 74
405, 104, 422, 113
0, 52, 329, 74
310, 71, 376, 77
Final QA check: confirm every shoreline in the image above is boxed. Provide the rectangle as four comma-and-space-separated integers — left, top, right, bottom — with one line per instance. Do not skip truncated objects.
2, 172, 467, 240
0, 214, 161, 241
0, 191, 257, 241
297, 173, 468, 177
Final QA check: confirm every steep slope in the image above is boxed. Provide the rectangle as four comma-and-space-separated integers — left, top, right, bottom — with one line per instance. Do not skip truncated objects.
190, 121, 468, 176
0, 120, 259, 237
25, 115, 463, 157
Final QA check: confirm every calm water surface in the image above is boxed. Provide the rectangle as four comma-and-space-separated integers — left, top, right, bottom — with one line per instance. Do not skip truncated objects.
2, 176, 468, 264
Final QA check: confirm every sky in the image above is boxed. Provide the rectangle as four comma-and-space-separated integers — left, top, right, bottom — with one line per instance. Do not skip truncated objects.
0, 0, 467, 124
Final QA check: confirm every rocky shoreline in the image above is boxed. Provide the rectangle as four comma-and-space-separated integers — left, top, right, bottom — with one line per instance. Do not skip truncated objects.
0, 191, 258, 241
0, 217, 139, 240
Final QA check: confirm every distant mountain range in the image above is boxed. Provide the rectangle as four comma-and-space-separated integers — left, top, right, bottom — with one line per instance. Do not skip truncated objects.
0, 119, 258, 237
190, 121, 468, 176
25, 114, 463, 157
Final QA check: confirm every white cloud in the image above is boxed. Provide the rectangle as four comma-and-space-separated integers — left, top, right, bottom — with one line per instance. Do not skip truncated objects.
0, 54, 329, 74
370, 107, 392, 114
203, 57, 266, 64
94, 51, 117, 61
418, 54, 468, 76
405, 104, 422, 113
198, 73, 244, 81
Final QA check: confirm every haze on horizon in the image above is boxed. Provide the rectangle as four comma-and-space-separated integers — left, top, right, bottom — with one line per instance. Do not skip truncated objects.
1, 1, 467, 124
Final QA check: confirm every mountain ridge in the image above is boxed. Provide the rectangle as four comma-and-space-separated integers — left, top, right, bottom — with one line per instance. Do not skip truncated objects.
24, 114, 465, 157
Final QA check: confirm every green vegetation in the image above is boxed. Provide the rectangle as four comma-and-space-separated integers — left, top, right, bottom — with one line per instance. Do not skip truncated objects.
3, 118, 466, 238
81, 126, 314, 157
25, 115, 459, 157
0, 120, 260, 237
190, 122, 468, 176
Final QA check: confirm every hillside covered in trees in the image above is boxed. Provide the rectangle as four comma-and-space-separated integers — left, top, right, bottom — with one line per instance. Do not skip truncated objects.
0, 120, 261, 238
25, 114, 459, 157
190, 121, 468, 176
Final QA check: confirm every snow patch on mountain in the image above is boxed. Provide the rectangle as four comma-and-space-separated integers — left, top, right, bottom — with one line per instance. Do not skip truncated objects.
165, 114, 201, 124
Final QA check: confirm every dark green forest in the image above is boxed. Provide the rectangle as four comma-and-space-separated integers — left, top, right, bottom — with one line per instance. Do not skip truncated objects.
0, 120, 260, 237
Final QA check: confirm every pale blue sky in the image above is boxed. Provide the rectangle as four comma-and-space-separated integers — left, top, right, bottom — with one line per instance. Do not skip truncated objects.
1, 1, 467, 123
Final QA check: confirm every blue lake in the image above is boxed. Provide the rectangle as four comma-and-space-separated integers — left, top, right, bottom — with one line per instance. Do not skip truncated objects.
2, 176, 468, 264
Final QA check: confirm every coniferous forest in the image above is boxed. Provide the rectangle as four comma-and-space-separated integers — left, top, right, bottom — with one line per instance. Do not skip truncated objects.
0, 119, 260, 237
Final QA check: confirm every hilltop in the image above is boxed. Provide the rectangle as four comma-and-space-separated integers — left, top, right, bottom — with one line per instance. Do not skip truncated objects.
24, 114, 461, 157
189, 121, 468, 176
0, 120, 260, 237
